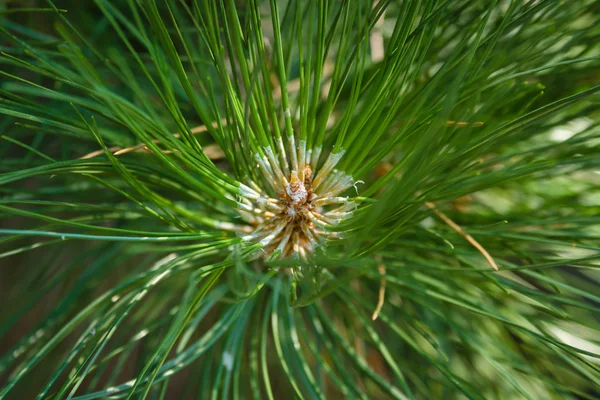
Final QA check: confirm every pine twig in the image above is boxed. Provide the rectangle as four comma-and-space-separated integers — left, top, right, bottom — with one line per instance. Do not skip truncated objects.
79, 119, 226, 160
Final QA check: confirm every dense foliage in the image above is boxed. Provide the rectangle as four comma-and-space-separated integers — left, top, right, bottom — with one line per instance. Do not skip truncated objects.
1, 0, 600, 399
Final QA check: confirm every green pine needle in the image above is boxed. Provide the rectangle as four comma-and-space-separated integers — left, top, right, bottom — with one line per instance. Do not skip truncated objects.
1, 0, 600, 399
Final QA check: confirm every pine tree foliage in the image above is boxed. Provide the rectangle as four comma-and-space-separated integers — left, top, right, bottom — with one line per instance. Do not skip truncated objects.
1, 0, 600, 398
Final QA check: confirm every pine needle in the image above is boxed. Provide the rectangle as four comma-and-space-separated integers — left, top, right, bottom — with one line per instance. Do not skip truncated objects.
425, 201, 499, 271
371, 261, 387, 321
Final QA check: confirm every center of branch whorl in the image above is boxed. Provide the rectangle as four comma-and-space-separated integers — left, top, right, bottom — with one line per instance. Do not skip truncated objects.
283, 166, 312, 219
239, 162, 352, 259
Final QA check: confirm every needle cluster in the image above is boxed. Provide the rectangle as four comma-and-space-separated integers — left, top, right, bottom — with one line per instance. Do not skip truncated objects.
238, 144, 356, 258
